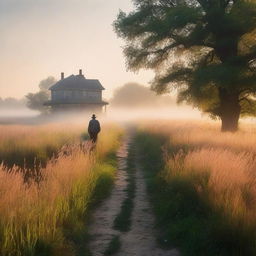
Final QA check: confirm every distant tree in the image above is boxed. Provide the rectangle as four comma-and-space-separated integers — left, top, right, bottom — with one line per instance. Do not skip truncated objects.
114, 0, 256, 131
38, 76, 57, 91
0, 97, 26, 109
111, 82, 175, 107
26, 76, 57, 113
26, 91, 49, 112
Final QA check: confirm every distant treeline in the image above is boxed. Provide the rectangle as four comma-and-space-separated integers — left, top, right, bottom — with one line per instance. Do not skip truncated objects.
0, 76, 56, 112
0, 97, 26, 109
110, 82, 176, 108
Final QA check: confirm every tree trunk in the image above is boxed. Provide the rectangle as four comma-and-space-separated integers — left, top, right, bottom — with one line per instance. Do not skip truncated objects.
219, 88, 241, 132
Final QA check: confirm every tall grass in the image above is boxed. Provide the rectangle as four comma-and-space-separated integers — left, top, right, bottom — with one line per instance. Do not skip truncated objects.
0, 123, 122, 256
137, 121, 256, 255
0, 124, 83, 169
159, 121, 256, 224
141, 120, 256, 153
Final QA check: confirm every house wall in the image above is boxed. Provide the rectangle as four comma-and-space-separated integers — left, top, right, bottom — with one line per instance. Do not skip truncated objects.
52, 90, 102, 102
51, 103, 104, 114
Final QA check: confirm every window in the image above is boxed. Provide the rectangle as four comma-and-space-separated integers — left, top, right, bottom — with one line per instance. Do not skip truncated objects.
63, 91, 72, 99
89, 92, 98, 97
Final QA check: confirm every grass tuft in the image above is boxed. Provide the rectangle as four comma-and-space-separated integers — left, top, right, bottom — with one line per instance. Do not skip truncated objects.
104, 235, 121, 256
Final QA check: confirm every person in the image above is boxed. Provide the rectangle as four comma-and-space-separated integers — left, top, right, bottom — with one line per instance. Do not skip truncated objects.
88, 114, 101, 143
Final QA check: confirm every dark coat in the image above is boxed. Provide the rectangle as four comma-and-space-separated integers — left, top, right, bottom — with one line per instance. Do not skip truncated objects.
88, 119, 101, 134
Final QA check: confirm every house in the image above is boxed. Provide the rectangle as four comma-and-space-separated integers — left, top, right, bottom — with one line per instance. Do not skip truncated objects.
45, 70, 108, 112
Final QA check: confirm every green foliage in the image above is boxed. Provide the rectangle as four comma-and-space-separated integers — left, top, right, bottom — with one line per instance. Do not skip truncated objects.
90, 163, 116, 205
114, 0, 256, 125
65, 162, 117, 256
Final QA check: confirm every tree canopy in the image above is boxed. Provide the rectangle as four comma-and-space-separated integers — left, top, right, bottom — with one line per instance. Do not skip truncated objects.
26, 76, 56, 113
114, 0, 256, 131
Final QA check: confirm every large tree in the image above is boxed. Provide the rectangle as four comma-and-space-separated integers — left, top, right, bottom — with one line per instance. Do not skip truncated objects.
114, 0, 256, 131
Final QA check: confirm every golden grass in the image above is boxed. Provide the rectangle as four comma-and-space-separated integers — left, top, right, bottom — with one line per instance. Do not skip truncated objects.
141, 120, 256, 229
140, 120, 256, 153
166, 148, 256, 221
0, 124, 84, 169
0, 124, 82, 150
0, 123, 122, 256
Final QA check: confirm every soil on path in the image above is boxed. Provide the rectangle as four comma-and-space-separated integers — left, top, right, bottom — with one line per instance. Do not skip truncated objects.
115, 159, 179, 256
88, 136, 130, 256
88, 134, 179, 256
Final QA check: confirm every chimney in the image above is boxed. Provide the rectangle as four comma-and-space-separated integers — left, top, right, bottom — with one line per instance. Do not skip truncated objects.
61, 72, 64, 80
79, 69, 82, 76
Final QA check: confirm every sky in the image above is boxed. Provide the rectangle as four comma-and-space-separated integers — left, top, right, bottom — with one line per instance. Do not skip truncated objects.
0, 0, 154, 99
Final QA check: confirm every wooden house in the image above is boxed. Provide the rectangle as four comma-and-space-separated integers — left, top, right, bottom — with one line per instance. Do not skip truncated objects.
45, 70, 108, 112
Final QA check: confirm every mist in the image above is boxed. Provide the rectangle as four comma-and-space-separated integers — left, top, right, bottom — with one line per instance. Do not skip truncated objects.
105, 106, 202, 122
0, 105, 203, 127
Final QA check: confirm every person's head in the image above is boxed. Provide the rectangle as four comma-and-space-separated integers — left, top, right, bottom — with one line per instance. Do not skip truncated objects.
92, 114, 96, 119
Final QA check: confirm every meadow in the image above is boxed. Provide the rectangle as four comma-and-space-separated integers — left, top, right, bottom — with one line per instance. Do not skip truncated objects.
0, 124, 82, 170
2, 118, 256, 256
0, 122, 122, 256
137, 120, 256, 256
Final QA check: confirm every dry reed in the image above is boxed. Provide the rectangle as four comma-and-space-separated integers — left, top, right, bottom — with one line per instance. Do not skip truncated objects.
140, 120, 256, 153
0, 123, 122, 256
142, 120, 256, 231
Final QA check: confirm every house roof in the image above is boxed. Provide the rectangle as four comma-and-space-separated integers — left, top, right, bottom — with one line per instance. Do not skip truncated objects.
49, 75, 105, 91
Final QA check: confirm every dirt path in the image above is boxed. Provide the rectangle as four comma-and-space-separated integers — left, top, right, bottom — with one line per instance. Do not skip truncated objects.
88, 134, 179, 256
88, 136, 131, 256
115, 157, 179, 256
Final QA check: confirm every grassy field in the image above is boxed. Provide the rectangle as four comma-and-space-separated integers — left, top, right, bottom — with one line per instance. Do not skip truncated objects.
137, 120, 256, 256
0, 124, 84, 170
3, 119, 256, 256
0, 122, 122, 256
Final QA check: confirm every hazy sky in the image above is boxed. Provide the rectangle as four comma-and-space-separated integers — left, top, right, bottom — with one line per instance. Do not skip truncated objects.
0, 0, 154, 99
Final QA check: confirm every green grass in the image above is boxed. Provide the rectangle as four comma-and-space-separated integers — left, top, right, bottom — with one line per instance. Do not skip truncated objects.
113, 143, 136, 232
135, 131, 256, 256
62, 144, 120, 256
63, 162, 118, 256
